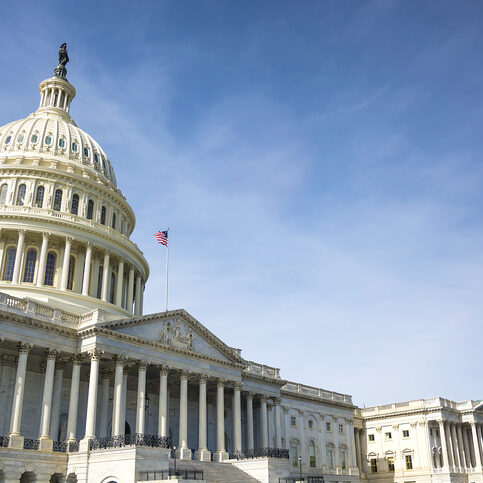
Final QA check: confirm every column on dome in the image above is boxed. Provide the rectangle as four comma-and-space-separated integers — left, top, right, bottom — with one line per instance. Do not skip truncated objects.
127, 267, 135, 314
246, 392, 255, 453
158, 365, 169, 437
214, 378, 228, 461
136, 361, 149, 434
233, 382, 242, 455
36, 232, 50, 287
273, 397, 282, 449
60, 237, 73, 290
111, 355, 127, 437
99, 369, 112, 438
115, 259, 124, 306
195, 374, 211, 461
8, 342, 32, 448
101, 251, 110, 302
66, 355, 82, 442
49, 360, 65, 441
471, 422, 482, 469
12, 229, 26, 283
135, 274, 142, 315
140, 280, 145, 314
82, 243, 92, 296
177, 370, 191, 460
260, 395, 269, 449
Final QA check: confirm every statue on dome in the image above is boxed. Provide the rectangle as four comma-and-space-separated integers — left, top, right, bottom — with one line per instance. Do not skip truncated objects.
58, 43, 69, 66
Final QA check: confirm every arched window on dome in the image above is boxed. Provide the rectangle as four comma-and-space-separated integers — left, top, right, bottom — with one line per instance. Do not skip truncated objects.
71, 194, 79, 215
0, 184, 8, 204
112, 212, 116, 229
109, 272, 116, 303
67, 256, 75, 290
87, 199, 94, 220
16, 184, 26, 206
3, 247, 16, 281
309, 440, 316, 468
53, 189, 63, 211
97, 266, 103, 299
23, 249, 37, 283
44, 252, 56, 286
100, 206, 106, 225
35, 186, 45, 208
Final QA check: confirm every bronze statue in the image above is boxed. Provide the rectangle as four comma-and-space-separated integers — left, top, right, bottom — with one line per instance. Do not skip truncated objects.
58, 43, 69, 66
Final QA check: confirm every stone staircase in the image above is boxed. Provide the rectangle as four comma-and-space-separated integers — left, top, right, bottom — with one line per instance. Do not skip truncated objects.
170, 459, 261, 483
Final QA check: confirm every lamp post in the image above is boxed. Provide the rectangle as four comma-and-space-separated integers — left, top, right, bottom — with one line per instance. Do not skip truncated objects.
299, 455, 302, 482
173, 445, 178, 477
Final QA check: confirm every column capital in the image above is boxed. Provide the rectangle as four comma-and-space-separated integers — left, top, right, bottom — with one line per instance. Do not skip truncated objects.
418, 420, 427, 427
113, 354, 128, 365
437, 419, 445, 426
179, 369, 191, 381
65, 236, 73, 245
273, 397, 282, 406
100, 368, 113, 378
86, 241, 93, 249
123, 365, 130, 375
375, 426, 382, 432
217, 378, 227, 388
18, 229, 26, 237
259, 394, 268, 403
137, 360, 150, 370
55, 359, 67, 370
87, 348, 104, 360
71, 354, 83, 365
104, 250, 111, 257
233, 381, 242, 391
42, 231, 51, 241
45, 348, 59, 360
245, 391, 255, 400
410, 422, 418, 428
470, 421, 477, 428
159, 364, 170, 375
393, 424, 399, 430
17, 342, 33, 353
199, 374, 209, 383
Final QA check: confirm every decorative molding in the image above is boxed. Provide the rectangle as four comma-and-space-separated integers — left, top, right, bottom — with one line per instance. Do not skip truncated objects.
17, 342, 33, 353
71, 354, 83, 365
217, 378, 227, 388
87, 348, 103, 360
137, 360, 150, 370
112, 354, 128, 365
159, 364, 170, 375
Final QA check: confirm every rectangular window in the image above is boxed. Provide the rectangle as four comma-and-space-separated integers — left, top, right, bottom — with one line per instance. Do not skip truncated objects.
368, 434, 375, 442
339, 424, 344, 434
370, 458, 377, 473
402, 429, 410, 438
405, 455, 413, 470
326, 422, 331, 432
290, 416, 297, 427
327, 449, 334, 469
385, 432, 392, 440
387, 456, 395, 472
341, 451, 346, 469
290, 445, 298, 467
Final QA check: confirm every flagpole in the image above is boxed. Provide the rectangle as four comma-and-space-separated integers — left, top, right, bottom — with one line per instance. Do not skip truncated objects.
165, 227, 169, 312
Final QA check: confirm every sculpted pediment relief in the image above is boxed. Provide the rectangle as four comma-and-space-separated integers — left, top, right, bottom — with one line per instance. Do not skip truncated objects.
158, 319, 194, 350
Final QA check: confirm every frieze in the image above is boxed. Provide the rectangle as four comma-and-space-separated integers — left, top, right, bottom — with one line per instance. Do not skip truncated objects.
158, 319, 194, 350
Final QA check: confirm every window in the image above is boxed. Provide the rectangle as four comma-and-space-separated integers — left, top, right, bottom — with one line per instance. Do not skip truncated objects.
290, 416, 297, 427
326, 422, 331, 432
97, 266, 103, 299
83, 147, 89, 157
5, 135, 11, 144
405, 455, 413, 470
53, 189, 62, 211
71, 194, 79, 215
385, 432, 392, 440
339, 424, 344, 434
290, 443, 298, 467
308, 419, 314, 429
31, 134, 38, 143
340, 450, 346, 470
16, 184, 26, 206
109, 272, 115, 303
35, 186, 44, 207
72, 142, 78, 152
402, 429, 410, 438
45, 135, 52, 145
17, 134, 24, 143
387, 456, 395, 472
0, 184, 8, 204
368, 434, 375, 442
3, 248, 16, 281
44, 252, 56, 286
59, 138, 65, 148
112, 212, 116, 229
94, 153, 99, 164
87, 199, 94, 220
327, 448, 334, 469
309, 440, 316, 468
370, 458, 378, 473
67, 256, 75, 290
100, 206, 106, 225
23, 249, 37, 283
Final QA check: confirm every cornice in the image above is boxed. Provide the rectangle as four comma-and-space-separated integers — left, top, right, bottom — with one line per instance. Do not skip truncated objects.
361, 406, 457, 421
281, 389, 356, 410
242, 371, 287, 388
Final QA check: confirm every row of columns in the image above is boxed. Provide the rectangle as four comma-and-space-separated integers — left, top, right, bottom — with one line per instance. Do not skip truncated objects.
40, 86, 71, 111
1, 229, 144, 315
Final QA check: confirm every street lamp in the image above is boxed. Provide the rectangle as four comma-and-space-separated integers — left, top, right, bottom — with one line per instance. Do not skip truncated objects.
173, 445, 178, 477
298, 456, 302, 482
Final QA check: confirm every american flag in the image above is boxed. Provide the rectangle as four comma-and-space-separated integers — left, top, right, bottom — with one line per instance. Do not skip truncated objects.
154, 230, 168, 246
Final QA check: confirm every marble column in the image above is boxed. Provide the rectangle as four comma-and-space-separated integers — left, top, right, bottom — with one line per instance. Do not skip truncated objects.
348, 420, 357, 469
471, 422, 483, 469
274, 397, 282, 449
36, 232, 50, 287
8, 342, 32, 448
450, 423, 461, 470
233, 382, 242, 454
12, 229, 25, 284
136, 362, 149, 434
477, 425, 483, 468
463, 425, 472, 467
445, 421, 454, 470
438, 420, 450, 471
66, 355, 82, 442
60, 237, 72, 290
120, 366, 129, 435
38, 349, 59, 449
101, 251, 110, 301
260, 395, 269, 449
177, 370, 191, 459
49, 360, 65, 441
457, 423, 467, 468
115, 259, 124, 306
411, 422, 420, 469
246, 392, 255, 453
99, 370, 111, 438
127, 267, 135, 314
355, 428, 363, 475
135, 274, 142, 315
111, 355, 127, 437
81, 349, 103, 447
195, 374, 211, 461
82, 243, 92, 296
158, 366, 169, 437
214, 378, 228, 461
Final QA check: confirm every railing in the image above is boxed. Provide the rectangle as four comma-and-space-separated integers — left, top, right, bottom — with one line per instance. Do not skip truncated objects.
89, 433, 171, 450
279, 477, 325, 483
52, 441, 79, 452
0, 435, 10, 447
23, 438, 40, 450
245, 361, 281, 379
230, 448, 290, 459
140, 470, 203, 481
282, 381, 353, 405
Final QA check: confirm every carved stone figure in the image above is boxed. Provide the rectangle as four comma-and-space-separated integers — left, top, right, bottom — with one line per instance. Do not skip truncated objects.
59, 43, 69, 66
172, 320, 182, 342
182, 329, 194, 349
159, 321, 171, 344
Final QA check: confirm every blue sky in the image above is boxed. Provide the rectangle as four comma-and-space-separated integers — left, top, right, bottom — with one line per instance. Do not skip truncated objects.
1, 0, 482, 406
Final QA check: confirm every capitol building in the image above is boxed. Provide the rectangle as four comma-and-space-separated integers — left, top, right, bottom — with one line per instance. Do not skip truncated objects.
0, 46, 481, 483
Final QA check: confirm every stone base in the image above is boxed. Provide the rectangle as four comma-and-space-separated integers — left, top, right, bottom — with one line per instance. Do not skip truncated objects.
8, 434, 24, 449
176, 445, 192, 460
78, 437, 93, 452
194, 448, 212, 461
213, 449, 229, 462
38, 436, 53, 451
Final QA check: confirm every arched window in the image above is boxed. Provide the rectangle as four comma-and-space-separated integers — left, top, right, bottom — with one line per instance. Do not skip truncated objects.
23, 249, 37, 283
109, 272, 116, 303
16, 184, 26, 206
100, 206, 106, 225
87, 199, 94, 220
112, 212, 116, 229
0, 184, 8, 204
44, 252, 56, 286
309, 440, 316, 468
3, 247, 16, 281
290, 441, 299, 467
67, 256, 75, 290
35, 186, 45, 208
53, 189, 62, 211
71, 194, 79, 215
97, 266, 103, 299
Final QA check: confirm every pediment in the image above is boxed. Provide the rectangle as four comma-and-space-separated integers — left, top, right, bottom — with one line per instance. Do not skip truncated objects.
101, 309, 245, 365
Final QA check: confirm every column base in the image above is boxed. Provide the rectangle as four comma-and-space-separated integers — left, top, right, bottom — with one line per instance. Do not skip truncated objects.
8, 433, 24, 449
176, 446, 192, 460
213, 450, 229, 462
38, 436, 53, 451
194, 448, 212, 461
79, 436, 94, 452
